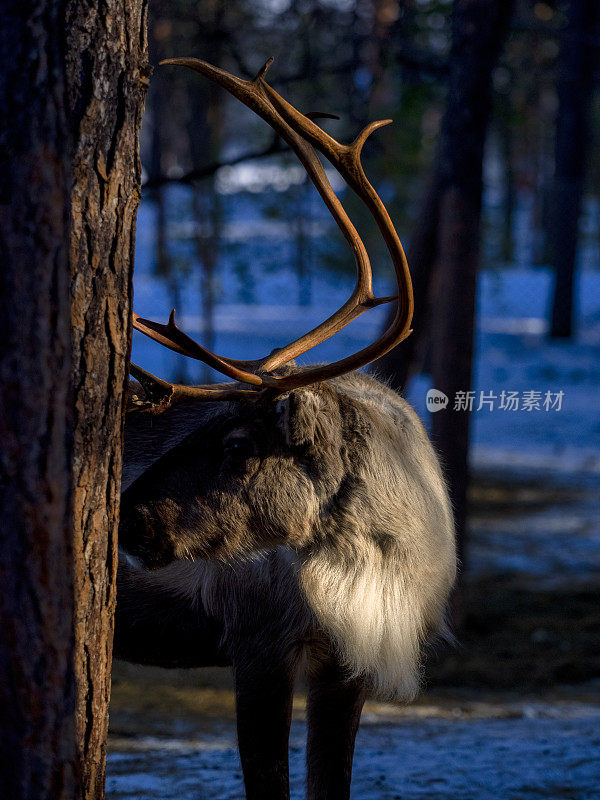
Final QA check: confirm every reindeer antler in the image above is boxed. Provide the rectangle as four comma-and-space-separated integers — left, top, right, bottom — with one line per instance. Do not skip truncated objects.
130, 57, 413, 405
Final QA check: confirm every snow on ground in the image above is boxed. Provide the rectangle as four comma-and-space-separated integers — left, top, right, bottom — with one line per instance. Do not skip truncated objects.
469, 478, 600, 588
108, 703, 600, 800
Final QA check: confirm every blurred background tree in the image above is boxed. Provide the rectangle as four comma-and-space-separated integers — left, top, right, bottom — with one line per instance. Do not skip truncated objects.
548, 0, 599, 338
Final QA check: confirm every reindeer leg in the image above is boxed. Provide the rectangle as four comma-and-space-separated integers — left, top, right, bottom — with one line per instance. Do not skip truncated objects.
305, 657, 366, 800
234, 653, 299, 800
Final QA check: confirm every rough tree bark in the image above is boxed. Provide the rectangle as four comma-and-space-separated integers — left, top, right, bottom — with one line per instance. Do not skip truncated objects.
66, 1, 148, 797
0, 3, 77, 798
0, 2, 148, 799
549, 0, 599, 339
375, 0, 515, 568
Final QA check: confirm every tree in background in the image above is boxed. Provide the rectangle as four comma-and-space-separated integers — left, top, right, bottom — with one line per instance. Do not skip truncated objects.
430, 0, 515, 569
375, 0, 515, 575
549, 0, 599, 338
0, 2, 148, 798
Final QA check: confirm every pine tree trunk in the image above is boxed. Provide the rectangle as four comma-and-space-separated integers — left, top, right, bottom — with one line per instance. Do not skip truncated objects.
0, 2, 148, 798
66, 1, 148, 796
0, 3, 77, 798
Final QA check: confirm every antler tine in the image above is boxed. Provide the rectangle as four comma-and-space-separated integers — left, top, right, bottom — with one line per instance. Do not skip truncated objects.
255, 86, 414, 375
159, 58, 400, 366
132, 311, 265, 385
132, 57, 413, 403
129, 363, 261, 410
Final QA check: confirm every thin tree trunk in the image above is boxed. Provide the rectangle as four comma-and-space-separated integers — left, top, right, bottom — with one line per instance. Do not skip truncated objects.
549, 0, 598, 339
187, 16, 224, 385
0, 3, 77, 797
375, 3, 514, 394
431, 0, 514, 567
65, 1, 148, 797
375, 0, 514, 574
498, 96, 516, 264
373, 170, 442, 389
148, 68, 187, 382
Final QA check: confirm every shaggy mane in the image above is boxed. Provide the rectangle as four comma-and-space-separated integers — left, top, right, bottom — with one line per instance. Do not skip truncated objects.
299, 375, 456, 699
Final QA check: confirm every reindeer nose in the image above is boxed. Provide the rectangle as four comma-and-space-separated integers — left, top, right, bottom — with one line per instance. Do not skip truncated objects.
118, 502, 175, 570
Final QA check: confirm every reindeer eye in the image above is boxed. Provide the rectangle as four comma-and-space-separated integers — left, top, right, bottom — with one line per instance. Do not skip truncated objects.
222, 434, 256, 462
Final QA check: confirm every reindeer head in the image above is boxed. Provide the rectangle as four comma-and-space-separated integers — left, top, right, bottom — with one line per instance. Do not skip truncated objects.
120, 57, 415, 569
121, 379, 377, 566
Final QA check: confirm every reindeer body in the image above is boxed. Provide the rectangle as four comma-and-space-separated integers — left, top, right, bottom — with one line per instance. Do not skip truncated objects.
115, 372, 456, 799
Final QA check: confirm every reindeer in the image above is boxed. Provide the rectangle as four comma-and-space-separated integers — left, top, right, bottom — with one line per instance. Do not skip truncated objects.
114, 57, 456, 800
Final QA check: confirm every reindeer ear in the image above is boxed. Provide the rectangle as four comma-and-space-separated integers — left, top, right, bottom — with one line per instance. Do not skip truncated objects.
277, 389, 337, 447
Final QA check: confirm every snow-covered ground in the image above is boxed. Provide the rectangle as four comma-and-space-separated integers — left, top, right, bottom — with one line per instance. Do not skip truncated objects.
108, 699, 600, 799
